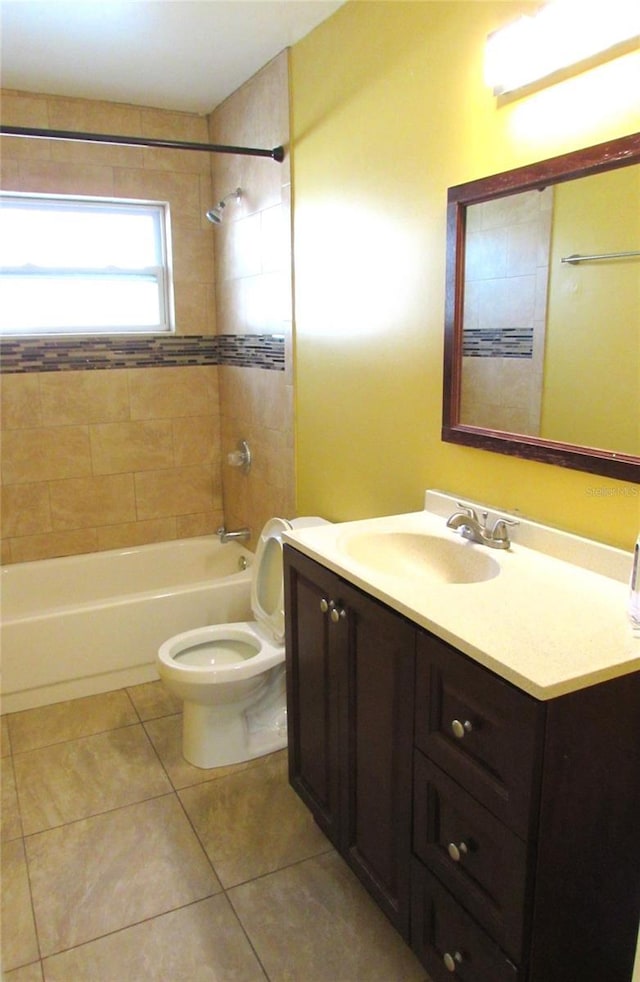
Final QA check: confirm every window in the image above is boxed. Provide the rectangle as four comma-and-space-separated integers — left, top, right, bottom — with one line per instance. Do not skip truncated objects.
0, 193, 174, 335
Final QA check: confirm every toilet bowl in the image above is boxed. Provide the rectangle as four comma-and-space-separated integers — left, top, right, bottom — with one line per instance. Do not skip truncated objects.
157, 516, 326, 769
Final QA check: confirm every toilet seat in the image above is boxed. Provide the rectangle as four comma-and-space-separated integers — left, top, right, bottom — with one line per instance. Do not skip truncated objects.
157, 517, 292, 682
158, 621, 284, 684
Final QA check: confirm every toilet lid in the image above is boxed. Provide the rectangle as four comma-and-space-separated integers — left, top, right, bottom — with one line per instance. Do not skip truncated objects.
250, 517, 292, 644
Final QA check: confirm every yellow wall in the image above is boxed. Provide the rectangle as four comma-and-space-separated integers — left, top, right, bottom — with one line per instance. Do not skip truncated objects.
290, 1, 640, 549
542, 167, 639, 454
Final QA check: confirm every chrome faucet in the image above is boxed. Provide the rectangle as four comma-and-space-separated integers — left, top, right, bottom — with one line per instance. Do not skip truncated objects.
446, 504, 517, 550
217, 526, 251, 544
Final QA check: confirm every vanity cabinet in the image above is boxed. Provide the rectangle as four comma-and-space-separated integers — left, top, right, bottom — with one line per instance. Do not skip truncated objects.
284, 546, 640, 982
283, 546, 415, 937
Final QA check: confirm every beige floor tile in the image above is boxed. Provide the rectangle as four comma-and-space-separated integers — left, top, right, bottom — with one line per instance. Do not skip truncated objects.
14, 725, 171, 834
126, 679, 182, 721
42, 895, 267, 981
1, 839, 40, 972
4, 962, 43, 982
26, 794, 222, 957
229, 851, 427, 982
144, 713, 273, 790
1, 756, 23, 840
179, 751, 330, 887
1, 714, 12, 756
8, 690, 139, 753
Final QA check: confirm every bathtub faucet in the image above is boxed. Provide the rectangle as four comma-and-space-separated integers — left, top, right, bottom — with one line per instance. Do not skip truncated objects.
217, 526, 251, 544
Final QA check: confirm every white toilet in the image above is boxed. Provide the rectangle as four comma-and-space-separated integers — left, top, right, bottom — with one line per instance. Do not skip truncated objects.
157, 517, 326, 769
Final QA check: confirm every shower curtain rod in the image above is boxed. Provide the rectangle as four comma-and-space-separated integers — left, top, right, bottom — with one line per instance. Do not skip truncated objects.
0, 125, 285, 162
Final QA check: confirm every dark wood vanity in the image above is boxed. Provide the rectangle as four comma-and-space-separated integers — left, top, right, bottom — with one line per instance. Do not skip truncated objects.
284, 545, 640, 982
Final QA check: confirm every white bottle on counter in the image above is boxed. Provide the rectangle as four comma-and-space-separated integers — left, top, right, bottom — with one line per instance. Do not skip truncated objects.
629, 533, 640, 628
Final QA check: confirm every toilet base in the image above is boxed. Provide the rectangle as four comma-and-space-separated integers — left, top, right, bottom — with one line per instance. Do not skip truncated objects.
181, 665, 288, 769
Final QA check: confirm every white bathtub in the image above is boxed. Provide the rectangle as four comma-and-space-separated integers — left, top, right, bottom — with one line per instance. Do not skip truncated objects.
0, 537, 253, 713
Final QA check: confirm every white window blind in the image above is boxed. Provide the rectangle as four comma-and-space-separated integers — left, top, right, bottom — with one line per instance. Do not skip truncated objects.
0, 194, 174, 335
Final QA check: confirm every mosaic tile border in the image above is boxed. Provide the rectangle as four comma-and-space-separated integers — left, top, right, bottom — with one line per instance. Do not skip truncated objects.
0, 333, 285, 373
463, 327, 533, 359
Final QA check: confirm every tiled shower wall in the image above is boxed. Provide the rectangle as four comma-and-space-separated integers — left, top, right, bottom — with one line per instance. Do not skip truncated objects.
0, 52, 293, 563
209, 53, 295, 541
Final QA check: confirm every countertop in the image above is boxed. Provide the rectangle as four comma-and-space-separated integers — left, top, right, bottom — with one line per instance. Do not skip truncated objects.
283, 491, 639, 700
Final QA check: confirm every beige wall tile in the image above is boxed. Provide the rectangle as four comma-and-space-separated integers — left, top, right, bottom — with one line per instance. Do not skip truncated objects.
90, 420, 174, 474
49, 139, 143, 169
1, 374, 42, 429
0, 91, 49, 126
172, 415, 220, 467
39, 370, 129, 426
1, 134, 51, 161
134, 466, 220, 520
113, 168, 201, 225
14, 160, 115, 197
176, 511, 223, 538
128, 366, 218, 420
82, 369, 131, 422
173, 281, 216, 335
96, 518, 177, 552
2, 426, 91, 484
141, 107, 210, 144
2, 483, 51, 537
47, 97, 142, 136
49, 474, 136, 529
8, 529, 99, 564
171, 226, 215, 281
143, 145, 211, 175
0, 158, 19, 187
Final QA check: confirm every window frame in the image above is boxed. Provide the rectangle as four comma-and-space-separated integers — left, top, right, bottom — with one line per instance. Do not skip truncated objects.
0, 191, 175, 337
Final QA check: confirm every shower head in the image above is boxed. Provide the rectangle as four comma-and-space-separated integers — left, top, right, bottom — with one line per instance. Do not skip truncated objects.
205, 187, 242, 225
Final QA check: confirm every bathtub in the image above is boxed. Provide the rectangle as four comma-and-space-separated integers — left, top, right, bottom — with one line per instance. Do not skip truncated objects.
1, 537, 253, 713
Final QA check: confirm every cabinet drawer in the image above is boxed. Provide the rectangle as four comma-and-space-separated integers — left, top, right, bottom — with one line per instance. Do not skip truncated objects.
413, 752, 528, 960
411, 860, 519, 982
415, 632, 543, 838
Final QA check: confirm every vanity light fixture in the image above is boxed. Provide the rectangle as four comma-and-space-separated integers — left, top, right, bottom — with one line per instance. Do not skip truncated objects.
485, 0, 640, 96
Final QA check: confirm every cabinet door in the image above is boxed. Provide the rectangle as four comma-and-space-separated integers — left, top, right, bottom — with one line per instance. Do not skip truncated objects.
411, 861, 520, 982
342, 581, 416, 939
284, 547, 344, 847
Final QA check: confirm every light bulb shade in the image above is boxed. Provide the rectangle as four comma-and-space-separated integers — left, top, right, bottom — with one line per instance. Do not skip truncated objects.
485, 0, 640, 96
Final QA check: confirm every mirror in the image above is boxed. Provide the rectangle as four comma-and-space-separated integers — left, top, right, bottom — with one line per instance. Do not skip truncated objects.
442, 132, 640, 482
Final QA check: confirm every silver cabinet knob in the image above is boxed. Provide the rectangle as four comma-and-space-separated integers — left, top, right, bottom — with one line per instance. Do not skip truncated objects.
447, 841, 468, 862
451, 718, 472, 739
443, 951, 463, 972
320, 598, 329, 613
330, 606, 346, 623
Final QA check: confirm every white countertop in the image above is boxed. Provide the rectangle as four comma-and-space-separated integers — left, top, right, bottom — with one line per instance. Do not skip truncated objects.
283, 491, 640, 700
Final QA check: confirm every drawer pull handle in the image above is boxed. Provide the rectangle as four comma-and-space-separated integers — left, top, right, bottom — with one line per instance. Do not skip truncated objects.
443, 951, 463, 972
320, 598, 330, 613
447, 841, 468, 862
330, 606, 346, 623
451, 718, 473, 739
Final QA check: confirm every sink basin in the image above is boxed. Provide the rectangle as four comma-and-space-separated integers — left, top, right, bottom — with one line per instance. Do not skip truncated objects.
340, 531, 501, 584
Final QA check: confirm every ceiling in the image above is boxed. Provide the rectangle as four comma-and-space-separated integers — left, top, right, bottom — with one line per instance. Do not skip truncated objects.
0, 0, 344, 114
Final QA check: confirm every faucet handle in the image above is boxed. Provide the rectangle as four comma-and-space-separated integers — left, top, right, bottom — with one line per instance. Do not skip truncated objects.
455, 502, 479, 522
490, 516, 519, 541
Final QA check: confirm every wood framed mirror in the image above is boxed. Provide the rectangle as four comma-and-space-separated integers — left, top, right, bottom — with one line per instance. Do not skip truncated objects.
442, 132, 640, 483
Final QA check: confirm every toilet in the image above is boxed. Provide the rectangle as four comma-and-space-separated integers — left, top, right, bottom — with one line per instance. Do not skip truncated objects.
157, 516, 327, 769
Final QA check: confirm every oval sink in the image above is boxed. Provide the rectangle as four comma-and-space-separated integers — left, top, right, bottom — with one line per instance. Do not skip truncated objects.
340, 531, 501, 584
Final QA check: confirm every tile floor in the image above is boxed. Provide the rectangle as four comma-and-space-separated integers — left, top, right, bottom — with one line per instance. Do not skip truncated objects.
2, 683, 429, 981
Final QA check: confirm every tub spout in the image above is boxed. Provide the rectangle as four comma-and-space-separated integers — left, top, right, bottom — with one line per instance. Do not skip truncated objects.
217, 526, 251, 544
